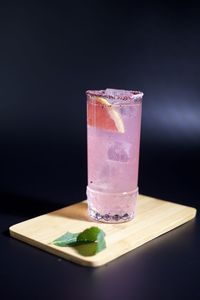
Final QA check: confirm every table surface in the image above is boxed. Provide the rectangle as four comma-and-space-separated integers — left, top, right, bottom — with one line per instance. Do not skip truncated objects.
0, 142, 199, 300
1, 138, 200, 300
1, 170, 199, 300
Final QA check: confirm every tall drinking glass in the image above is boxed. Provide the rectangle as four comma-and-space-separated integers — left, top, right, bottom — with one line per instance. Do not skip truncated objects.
86, 88, 143, 223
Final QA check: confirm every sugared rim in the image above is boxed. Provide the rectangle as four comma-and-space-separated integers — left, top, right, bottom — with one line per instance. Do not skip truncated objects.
86, 89, 144, 101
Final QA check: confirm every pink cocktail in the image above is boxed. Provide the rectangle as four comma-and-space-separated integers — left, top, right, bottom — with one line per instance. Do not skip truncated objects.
86, 88, 143, 223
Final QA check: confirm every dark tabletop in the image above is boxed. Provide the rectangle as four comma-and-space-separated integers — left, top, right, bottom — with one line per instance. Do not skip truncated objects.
1, 1, 200, 299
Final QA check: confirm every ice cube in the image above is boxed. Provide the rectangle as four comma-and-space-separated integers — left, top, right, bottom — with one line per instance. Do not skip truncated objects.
108, 142, 131, 162
120, 105, 138, 117
105, 88, 134, 99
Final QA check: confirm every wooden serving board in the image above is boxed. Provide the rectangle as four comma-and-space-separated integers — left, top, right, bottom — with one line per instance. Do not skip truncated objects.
9, 194, 196, 267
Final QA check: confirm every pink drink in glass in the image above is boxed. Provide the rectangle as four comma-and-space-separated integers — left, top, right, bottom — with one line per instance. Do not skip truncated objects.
86, 88, 143, 223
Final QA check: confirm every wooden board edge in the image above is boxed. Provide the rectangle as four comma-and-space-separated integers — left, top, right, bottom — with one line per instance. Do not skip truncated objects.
9, 206, 197, 268
8, 197, 197, 232
139, 194, 198, 210
9, 228, 99, 267
90, 207, 197, 267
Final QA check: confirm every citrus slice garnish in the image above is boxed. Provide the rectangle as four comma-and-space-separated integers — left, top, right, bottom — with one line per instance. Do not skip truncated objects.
87, 97, 125, 133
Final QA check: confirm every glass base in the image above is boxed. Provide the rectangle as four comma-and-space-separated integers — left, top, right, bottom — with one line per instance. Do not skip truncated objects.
87, 186, 138, 223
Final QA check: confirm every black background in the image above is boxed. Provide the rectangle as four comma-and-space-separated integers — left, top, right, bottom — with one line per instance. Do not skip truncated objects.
1, 1, 200, 299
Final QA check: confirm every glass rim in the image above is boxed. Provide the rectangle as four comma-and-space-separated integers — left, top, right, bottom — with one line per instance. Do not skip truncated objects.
86, 89, 143, 105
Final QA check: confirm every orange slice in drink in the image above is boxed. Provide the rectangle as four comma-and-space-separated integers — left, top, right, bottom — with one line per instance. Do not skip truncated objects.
87, 97, 125, 133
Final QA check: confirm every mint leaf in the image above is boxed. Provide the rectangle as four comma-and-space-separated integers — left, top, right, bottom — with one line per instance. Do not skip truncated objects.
77, 226, 103, 243
76, 227, 106, 256
96, 230, 106, 253
75, 243, 99, 257
52, 232, 79, 247
52, 226, 106, 256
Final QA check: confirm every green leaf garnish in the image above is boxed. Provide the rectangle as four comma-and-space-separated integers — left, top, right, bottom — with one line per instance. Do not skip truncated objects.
52, 226, 106, 256
52, 232, 79, 247
77, 226, 104, 243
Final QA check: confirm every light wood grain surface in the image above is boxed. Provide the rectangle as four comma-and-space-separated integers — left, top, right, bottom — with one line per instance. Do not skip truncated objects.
9, 194, 197, 267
